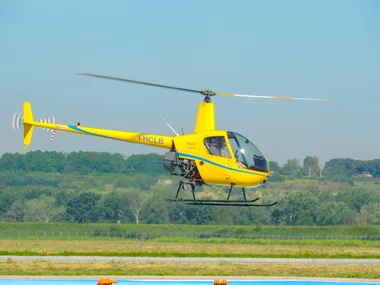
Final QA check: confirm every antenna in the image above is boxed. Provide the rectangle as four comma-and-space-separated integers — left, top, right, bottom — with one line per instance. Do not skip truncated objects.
163, 119, 179, 136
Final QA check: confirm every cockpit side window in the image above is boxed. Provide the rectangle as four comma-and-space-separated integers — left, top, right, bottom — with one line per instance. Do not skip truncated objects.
227, 132, 269, 172
227, 133, 248, 168
204, 136, 231, 158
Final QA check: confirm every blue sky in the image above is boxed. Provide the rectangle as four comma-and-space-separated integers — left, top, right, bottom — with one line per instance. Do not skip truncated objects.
1, 0, 379, 166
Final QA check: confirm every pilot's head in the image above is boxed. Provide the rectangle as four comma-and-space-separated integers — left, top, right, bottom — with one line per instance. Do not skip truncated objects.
215, 137, 226, 147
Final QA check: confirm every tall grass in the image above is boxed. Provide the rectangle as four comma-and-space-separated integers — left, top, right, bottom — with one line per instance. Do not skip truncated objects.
1, 222, 379, 239
1, 261, 379, 278
1, 239, 379, 258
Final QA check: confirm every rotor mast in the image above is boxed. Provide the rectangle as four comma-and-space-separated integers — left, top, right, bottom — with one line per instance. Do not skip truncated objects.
194, 90, 217, 133
194, 101, 215, 133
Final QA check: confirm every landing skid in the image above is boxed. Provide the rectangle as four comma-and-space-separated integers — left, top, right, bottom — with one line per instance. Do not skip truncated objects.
166, 181, 277, 207
166, 198, 277, 207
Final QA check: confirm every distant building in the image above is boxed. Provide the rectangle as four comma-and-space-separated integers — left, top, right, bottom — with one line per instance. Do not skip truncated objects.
359, 172, 373, 178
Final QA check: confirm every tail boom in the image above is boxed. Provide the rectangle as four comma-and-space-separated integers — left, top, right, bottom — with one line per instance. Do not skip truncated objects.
21, 102, 173, 150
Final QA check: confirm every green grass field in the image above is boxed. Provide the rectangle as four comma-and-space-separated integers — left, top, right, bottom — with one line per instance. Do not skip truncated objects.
1, 222, 380, 239
1, 261, 380, 279
1, 238, 380, 259
0, 222, 379, 278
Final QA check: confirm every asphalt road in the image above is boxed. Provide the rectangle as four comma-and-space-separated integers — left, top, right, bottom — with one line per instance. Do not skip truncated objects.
1, 256, 379, 265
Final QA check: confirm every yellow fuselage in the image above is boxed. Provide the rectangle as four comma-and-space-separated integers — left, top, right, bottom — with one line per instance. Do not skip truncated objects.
173, 131, 269, 187
22, 101, 270, 187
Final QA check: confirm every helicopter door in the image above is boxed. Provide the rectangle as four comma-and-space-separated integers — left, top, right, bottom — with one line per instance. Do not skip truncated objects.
202, 136, 235, 183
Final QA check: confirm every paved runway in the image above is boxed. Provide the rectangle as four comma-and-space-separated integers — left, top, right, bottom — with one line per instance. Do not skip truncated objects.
1, 256, 379, 265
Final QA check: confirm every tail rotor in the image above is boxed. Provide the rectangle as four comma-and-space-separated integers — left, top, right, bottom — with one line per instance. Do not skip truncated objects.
12, 112, 24, 131
39, 116, 56, 132
12, 112, 56, 133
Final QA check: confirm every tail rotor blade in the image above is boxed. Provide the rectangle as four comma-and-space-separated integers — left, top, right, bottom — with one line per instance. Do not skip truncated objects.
12, 112, 18, 130
15, 112, 22, 129
48, 117, 55, 132
12, 112, 25, 131
47, 117, 53, 132
37, 116, 57, 132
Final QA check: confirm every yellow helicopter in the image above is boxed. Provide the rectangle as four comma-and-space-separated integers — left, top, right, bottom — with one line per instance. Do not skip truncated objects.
17, 73, 329, 207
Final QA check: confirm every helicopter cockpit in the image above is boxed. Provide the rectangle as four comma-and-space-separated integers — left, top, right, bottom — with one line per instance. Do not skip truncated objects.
203, 132, 269, 173
227, 132, 269, 173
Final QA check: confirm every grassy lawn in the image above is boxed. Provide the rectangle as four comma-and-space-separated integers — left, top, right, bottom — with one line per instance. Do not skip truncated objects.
1, 239, 379, 259
1, 261, 379, 279
1, 223, 379, 238
0, 223, 379, 278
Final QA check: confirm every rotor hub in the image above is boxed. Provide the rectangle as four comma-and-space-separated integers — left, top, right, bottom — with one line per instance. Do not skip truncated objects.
201, 90, 215, 102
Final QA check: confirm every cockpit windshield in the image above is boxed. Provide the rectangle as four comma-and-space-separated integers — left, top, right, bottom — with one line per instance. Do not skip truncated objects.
227, 132, 269, 172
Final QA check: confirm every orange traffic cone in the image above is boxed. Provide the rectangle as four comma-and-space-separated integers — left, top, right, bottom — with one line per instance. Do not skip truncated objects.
97, 278, 118, 285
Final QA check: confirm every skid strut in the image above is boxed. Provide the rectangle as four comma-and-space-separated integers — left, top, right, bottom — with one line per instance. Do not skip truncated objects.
167, 182, 277, 207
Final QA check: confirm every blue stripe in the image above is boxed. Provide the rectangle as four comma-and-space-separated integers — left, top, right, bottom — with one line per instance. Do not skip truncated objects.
67, 126, 266, 176
68, 125, 124, 142
177, 152, 267, 176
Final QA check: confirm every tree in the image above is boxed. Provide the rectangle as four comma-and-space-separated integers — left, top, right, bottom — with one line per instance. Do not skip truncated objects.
324, 158, 356, 177
97, 191, 123, 223
360, 203, 380, 225
302, 156, 320, 177
271, 191, 319, 225
0, 153, 16, 171
336, 188, 379, 213
141, 196, 171, 224
0, 189, 19, 216
269, 161, 281, 173
24, 196, 64, 223
314, 202, 354, 225
119, 188, 149, 224
141, 186, 172, 224
212, 207, 235, 225
191, 206, 213, 225
126, 153, 165, 173
281, 158, 302, 177
1, 200, 26, 222
66, 192, 101, 223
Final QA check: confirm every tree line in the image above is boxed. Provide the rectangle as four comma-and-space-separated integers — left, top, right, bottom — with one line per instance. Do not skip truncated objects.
0, 182, 379, 225
0, 151, 165, 174
270, 157, 380, 179
1, 151, 379, 178
0, 151, 379, 226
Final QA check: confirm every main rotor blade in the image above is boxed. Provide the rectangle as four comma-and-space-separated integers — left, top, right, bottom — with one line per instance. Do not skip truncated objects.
78, 73, 203, 94
216, 93, 331, 102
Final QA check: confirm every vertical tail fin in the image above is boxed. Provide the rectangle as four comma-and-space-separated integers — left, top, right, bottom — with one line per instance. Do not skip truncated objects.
21, 102, 35, 150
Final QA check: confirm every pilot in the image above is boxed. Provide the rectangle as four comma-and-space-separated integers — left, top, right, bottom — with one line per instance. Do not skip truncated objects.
219, 138, 229, 158
209, 137, 230, 158
208, 138, 222, 156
